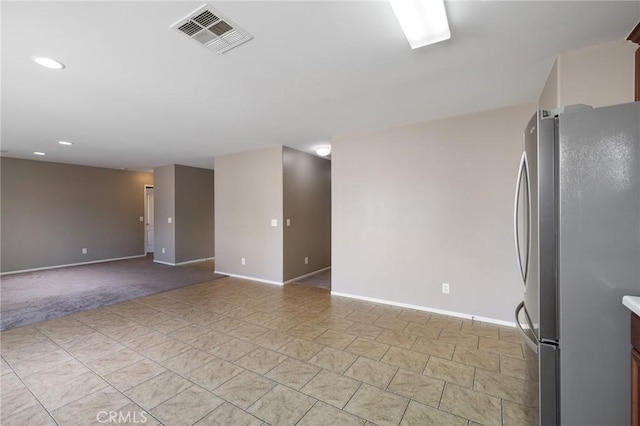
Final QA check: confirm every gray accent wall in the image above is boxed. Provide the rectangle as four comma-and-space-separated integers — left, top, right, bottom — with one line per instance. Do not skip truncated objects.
332, 102, 537, 323
175, 165, 214, 264
283, 147, 331, 281
0, 157, 153, 273
215, 146, 284, 283
153, 164, 214, 265
153, 165, 176, 264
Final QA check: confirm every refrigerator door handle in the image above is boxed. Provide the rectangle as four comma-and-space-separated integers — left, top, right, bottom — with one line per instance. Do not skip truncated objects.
515, 301, 538, 354
514, 151, 529, 288
523, 151, 532, 285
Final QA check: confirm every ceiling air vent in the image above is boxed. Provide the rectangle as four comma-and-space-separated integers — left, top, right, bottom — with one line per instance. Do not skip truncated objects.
170, 4, 253, 55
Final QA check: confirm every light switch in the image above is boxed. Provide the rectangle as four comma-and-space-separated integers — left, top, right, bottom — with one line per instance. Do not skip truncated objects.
168, 217, 172, 223
139, 216, 144, 222
286, 219, 291, 227
271, 219, 277, 227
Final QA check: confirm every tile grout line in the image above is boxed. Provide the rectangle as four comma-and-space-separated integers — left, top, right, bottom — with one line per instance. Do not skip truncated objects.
396, 393, 412, 425
436, 373, 447, 411
339, 380, 364, 411
293, 399, 320, 425
384, 366, 401, 392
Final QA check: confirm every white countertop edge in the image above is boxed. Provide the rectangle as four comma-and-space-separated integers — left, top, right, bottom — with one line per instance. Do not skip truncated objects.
622, 295, 640, 317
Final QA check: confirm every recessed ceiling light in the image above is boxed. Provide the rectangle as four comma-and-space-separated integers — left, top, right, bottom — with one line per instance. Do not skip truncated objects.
58, 141, 73, 146
389, 0, 451, 49
316, 145, 331, 157
32, 56, 65, 70
34, 151, 46, 156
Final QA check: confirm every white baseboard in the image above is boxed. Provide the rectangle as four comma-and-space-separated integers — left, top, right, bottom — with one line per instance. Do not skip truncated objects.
153, 260, 175, 266
330, 291, 516, 328
154, 257, 215, 267
219, 266, 332, 287
284, 266, 331, 284
176, 257, 214, 266
0, 254, 148, 276
214, 271, 283, 286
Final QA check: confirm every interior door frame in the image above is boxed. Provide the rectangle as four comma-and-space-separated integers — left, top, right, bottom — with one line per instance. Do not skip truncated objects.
144, 184, 154, 254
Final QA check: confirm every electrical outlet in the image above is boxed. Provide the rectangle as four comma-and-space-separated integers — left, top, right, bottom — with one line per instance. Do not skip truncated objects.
241, 258, 246, 265
271, 219, 278, 227
304, 257, 309, 264
442, 283, 450, 294
82, 248, 88, 254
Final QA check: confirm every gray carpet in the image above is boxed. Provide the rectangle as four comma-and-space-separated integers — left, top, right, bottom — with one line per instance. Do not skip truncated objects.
295, 269, 331, 290
0, 256, 225, 331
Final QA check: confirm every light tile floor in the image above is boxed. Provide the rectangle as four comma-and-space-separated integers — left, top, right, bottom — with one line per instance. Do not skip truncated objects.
0, 276, 537, 426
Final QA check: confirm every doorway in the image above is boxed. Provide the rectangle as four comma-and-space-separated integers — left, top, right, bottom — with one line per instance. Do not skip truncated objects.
144, 185, 154, 253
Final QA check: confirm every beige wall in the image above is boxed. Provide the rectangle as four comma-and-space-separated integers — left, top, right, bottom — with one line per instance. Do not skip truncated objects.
539, 39, 636, 109
332, 102, 537, 323
175, 165, 214, 264
539, 58, 559, 111
0, 157, 153, 273
283, 147, 331, 281
215, 146, 284, 283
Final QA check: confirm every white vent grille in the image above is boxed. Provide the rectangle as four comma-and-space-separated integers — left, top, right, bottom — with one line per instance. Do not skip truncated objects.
170, 4, 253, 55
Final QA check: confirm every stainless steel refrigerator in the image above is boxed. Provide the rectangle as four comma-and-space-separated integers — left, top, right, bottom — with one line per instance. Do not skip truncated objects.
513, 101, 640, 426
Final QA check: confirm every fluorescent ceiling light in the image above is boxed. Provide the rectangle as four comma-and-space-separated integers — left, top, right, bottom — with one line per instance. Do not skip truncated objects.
316, 145, 331, 157
389, 0, 451, 49
32, 56, 65, 70
33, 151, 46, 156
58, 141, 73, 146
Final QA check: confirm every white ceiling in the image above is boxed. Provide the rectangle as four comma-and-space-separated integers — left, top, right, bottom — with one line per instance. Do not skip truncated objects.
2, 1, 638, 171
